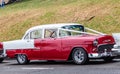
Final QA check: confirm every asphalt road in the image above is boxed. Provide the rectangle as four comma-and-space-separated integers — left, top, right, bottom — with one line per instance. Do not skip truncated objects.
1, 59, 120, 74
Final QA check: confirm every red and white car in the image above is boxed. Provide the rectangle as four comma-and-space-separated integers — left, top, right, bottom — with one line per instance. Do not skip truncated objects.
0, 23, 117, 64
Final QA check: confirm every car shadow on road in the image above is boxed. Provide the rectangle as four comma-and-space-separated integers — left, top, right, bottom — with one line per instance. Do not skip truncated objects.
6, 59, 120, 66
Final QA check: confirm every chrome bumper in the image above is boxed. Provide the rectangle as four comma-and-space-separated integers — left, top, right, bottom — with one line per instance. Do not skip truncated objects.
88, 52, 117, 58
112, 48, 120, 55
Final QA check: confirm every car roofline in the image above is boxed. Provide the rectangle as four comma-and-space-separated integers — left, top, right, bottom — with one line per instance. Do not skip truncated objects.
25, 23, 82, 33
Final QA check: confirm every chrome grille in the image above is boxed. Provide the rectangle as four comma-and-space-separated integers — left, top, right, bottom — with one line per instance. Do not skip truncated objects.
97, 44, 114, 53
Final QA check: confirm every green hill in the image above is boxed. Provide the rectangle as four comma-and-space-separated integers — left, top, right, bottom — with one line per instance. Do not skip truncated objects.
0, 0, 120, 41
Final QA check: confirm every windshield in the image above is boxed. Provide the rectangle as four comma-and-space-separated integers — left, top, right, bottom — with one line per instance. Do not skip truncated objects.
59, 25, 105, 37
60, 25, 84, 37
62, 25, 84, 32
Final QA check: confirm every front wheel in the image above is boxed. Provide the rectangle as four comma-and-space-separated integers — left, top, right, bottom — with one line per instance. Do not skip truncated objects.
72, 48, 88, 65
0, 58, 4, 63
16, 54, 30, 65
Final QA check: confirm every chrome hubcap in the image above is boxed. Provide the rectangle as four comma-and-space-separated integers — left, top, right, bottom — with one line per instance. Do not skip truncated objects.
18, 54, 26, 63
74, 50, 84, 63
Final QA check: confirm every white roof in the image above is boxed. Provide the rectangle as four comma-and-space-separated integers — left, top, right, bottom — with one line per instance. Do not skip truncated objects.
26, 23, 82, 33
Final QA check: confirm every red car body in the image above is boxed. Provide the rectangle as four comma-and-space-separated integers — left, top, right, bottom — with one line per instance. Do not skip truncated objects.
0, 23, 117, 64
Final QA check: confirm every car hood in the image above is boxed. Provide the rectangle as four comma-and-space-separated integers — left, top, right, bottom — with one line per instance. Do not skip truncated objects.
82, 34, 115, 44
64, 34, 115, 44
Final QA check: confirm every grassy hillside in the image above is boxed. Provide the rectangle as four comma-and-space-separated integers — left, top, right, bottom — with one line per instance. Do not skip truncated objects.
0, 0, 120, 41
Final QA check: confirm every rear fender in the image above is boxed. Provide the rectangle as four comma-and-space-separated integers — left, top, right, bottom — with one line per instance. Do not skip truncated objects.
15, 53, 29, 59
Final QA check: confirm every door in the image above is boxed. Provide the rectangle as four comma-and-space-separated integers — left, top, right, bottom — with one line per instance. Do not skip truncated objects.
40, 29, 62, 59
29, 29, 43, 59
40, 38, 61, 59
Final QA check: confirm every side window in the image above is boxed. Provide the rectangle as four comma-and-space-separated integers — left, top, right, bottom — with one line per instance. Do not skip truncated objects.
24, 33, 29, 40
59, 30, 70, 37
59, 30, 82, 37
30, 29, 42, 39
44, 29, 57, 38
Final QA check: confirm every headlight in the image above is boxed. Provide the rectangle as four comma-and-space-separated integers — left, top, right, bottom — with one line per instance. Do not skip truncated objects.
93, 39, 98, 47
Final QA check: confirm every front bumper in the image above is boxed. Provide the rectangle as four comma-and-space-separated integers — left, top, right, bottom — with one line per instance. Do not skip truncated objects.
88, 44, 117, 58
112, 48, 120, 56
88, 51, 117, 58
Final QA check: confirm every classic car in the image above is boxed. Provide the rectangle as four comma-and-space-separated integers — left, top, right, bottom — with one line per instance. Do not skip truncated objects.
0, 23, 117, 64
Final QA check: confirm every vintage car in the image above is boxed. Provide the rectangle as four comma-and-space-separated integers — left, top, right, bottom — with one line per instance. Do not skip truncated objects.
0, 23, 117, 64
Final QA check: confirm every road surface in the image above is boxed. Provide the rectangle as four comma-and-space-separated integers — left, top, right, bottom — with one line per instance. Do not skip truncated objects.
0, 59, 120, 74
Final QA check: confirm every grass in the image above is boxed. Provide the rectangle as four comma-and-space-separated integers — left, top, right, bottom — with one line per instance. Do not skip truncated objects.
0, 0, 120, 41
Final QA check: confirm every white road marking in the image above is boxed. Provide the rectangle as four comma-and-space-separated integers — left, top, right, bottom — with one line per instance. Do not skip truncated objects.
21, 67, 54, 70
4, 67, 10, 69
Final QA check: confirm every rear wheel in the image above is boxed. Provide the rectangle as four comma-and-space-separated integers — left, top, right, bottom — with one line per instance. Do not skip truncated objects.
0, 58, 4, 63
72, 48, 88, 65
16, 54, 30, 65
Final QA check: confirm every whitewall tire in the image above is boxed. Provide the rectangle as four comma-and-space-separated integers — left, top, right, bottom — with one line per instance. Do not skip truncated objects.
72, 48, 88, 65
16, 54, 30, 64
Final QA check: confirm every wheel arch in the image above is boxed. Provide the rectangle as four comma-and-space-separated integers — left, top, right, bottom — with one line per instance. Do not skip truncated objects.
15, 53, 28, 58
15, 53, 30, 64
67, 47, 88, 61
